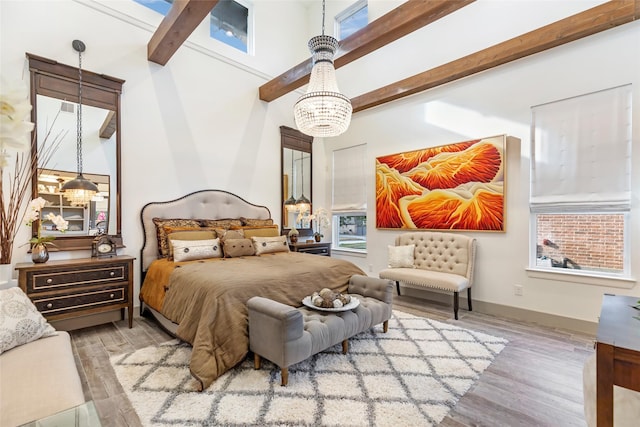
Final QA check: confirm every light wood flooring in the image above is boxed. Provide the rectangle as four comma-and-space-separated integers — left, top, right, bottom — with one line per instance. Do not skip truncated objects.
69, 296, 595, 426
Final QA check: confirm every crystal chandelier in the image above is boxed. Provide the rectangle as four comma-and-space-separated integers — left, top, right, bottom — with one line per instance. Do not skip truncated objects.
293, 0, 352, 138
61, 40, 98, 206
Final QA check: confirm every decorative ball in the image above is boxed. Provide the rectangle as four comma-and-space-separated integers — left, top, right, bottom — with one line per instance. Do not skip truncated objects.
333, 299, 343, 308
312, 295, 324, 307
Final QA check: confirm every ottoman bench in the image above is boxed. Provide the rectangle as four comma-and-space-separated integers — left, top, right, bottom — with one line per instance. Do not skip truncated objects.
248, 275, 393, 385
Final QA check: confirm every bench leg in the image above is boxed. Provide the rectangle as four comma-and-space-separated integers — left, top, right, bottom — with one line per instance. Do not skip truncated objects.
454, 291, 459, 320
395, 281, 401, 296
281, 368, 289, 386
383, 320, 389, 333
467, 287, 472, 312
254, 353, 261, 369
342, 339, 349, 354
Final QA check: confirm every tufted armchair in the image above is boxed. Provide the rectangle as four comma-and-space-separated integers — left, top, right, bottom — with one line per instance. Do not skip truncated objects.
379, 231, 476, 320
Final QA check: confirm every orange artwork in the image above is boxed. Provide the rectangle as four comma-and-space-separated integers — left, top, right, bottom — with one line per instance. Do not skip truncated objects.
376, 135, 506, 231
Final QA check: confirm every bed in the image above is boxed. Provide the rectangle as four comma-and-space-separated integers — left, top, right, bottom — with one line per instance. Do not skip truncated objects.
139, 189, 365, 390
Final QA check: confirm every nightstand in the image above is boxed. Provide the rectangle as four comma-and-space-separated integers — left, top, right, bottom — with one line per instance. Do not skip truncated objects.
15, 256, 134, 329
289, 241, 331, 256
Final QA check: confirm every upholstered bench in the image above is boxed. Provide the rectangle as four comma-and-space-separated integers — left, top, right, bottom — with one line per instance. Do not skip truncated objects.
379, 231, 476, 320
247, 275, 393, 385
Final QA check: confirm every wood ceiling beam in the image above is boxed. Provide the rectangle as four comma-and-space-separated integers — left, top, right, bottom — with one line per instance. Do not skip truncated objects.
258, 0, 475, 102
148, 0, 219, 65
352, 0, 640, 113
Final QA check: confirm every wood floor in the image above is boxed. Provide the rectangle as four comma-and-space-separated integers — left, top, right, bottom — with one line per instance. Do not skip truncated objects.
69, 296, 595, 427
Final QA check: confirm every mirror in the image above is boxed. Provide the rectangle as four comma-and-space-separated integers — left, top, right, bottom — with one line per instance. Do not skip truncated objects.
280, 126, 313, 234
28, 53, 124, 251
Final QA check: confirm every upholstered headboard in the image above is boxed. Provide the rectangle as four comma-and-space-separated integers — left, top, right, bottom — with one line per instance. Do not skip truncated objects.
140, 190, 271, 272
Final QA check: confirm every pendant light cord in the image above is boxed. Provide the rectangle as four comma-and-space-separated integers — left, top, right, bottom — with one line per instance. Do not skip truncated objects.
76, 46, 84, 176
321, 0, 326, 36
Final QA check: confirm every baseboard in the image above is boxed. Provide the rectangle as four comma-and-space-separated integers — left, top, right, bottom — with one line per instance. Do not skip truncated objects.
399, 286, 598, 335
51, 310, 122, 331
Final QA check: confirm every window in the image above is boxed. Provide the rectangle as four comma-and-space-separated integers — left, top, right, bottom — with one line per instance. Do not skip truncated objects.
530, 85, 632, 277
335, 0, 368, 40
210, 0, 251, 53
332, 144, 367, 252
133, 0, 252, 54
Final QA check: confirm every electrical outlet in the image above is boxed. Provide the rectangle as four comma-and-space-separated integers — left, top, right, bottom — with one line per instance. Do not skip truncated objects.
514, 284, 523, 296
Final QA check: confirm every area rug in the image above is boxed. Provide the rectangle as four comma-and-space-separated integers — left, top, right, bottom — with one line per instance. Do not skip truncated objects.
110, 310, 507, 426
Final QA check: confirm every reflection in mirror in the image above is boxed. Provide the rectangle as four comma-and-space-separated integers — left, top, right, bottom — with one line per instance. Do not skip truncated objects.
28, 52, 124, 251
280, 126, 313, 235
38, 169, 110, 236
283, 148, 311, 229
36, 95, 117, 237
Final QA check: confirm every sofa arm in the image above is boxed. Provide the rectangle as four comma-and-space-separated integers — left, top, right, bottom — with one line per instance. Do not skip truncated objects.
248, 296, 303, 342
348, 275, 393, 304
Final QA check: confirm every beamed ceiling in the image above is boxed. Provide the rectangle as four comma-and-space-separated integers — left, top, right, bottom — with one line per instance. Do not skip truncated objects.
148, 0, 640, 113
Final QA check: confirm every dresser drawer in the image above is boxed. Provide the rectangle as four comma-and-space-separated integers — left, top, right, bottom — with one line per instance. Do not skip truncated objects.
32, 286, 127, 317
26, 263, 129, 294
298, 246, 330, 256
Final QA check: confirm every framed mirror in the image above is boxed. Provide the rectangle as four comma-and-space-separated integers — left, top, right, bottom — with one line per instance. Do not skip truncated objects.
280, 126, 313, 234
27, 53, 124, 251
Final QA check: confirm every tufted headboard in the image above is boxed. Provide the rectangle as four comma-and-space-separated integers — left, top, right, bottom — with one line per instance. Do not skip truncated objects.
140, 190, 271, 273
395, 231, 476, 281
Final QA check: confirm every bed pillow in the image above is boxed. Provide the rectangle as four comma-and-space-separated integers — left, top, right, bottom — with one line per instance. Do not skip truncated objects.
167, 229, 217, 259
222, 238, 256, 257
252, 235, 290, 255
234, 225, 280, 238
216, 228, 245, 242
171, 238, 222, 262
388, 244, 415, 268
240, 217, 274, 227
152, 218, 201, 257
198, 219, 243, 229
0, 287, 57, 355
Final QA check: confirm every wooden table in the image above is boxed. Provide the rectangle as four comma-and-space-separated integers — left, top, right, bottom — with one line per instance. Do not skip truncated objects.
596, 294, 640, 426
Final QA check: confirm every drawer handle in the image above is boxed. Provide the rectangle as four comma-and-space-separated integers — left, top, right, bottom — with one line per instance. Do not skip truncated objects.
110, 271, 115, 277
46, 303, 53, 309
46, 278, 53, 284
110, 293, 115, 298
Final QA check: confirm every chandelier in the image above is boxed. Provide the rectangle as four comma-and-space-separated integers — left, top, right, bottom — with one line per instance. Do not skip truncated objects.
61, 39, 98, 206
293, 0, 352, 138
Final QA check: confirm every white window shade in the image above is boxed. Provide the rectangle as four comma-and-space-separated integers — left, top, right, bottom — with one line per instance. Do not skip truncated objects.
530, 85, 632, 213
332, 144, 367, 212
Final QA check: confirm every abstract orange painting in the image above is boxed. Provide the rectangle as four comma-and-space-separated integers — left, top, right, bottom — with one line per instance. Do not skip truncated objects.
376, 135, 506, 231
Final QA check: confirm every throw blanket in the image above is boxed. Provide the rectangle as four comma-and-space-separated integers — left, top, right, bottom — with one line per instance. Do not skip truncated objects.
159, 252, 365, 390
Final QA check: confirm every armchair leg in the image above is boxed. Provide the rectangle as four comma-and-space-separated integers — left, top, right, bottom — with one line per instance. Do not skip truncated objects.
383, 320, 389, 333
396, 281, 401, 296
467, 287, 472, 312
453, 291, 459, 320
281, 368, 288, 386
254, 353, 261, 369
342, 339, 349, 354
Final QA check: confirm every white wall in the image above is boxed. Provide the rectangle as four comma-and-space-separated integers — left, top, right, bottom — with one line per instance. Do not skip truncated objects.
313, 1, 640, 324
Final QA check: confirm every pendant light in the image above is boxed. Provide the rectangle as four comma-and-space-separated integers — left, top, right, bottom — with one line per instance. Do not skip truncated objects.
295, 152, 310, 212
293, 0, 352, 138
283, 150, 298, 212
61, 39, 98, 206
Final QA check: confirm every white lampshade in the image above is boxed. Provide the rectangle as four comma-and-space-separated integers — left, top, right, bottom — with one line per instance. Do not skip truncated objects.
294, 35, 352, 138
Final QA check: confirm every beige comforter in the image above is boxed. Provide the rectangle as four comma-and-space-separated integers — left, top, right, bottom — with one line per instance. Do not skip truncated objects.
158, 252, 365, 390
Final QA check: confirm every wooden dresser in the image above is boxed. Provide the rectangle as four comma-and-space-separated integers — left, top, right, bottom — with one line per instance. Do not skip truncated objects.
289, 242, 331, 256
16, 256, 134, 329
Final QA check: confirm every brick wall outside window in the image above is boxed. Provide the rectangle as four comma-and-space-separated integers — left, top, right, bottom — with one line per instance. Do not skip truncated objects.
536, 214, 624, 273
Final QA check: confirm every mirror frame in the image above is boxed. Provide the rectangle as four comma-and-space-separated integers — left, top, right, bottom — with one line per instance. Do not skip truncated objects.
280, 125, 313, 236
27, 53, 125, 251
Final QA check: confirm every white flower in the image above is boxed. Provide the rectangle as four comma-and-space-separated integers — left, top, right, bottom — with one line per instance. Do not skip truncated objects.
0, 79, 34, 154
46, 212, 68, 232
24, 197, 47, 226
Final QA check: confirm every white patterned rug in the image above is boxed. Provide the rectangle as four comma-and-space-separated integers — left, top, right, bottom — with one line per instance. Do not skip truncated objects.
110, 311, 507, 427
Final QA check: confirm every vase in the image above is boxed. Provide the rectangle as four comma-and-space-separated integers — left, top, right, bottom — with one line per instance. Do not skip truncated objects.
31, 243, 49, 264
314, 234, 321, 242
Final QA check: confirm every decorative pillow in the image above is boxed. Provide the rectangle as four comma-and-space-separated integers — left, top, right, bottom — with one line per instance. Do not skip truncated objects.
167, 229, 217, 259
388, 244, 415, 268
252, 235, 290, 255
215, 228, 245, 242
234, 225, 280, 238
222, 238, 256, 257
0, 287, 57, 355
171, 238, 222, 262
240, 217, 274, 227
152, 218, 201, 257
198, 219, 243, 229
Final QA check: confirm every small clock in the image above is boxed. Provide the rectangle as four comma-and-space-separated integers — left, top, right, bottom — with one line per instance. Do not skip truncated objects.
92, 234, 117, 258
